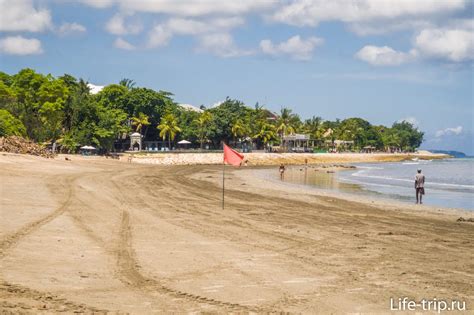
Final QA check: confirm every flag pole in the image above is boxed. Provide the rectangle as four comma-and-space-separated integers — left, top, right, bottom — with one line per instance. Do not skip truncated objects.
222, 158, 225, 210
222, 143, 244, 210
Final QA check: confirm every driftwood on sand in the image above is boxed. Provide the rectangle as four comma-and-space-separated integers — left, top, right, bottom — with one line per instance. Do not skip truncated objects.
0, 136, 54, 158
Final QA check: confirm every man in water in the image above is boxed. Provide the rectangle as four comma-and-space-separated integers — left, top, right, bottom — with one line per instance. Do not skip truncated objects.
279, 163, 286, 180
415, 169, 425, 204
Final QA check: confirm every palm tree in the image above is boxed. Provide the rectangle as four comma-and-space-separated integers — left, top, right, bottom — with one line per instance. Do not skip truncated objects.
276, 108, 298, 135
254, 122, 276, 148
382, 132, 401, 152
276, 107, 298, 149
131, 112, 150, 134
78, 79, 90, 96
304, 116, 324, 148
194, 111, 212, 149
254, 103, 266, 120
304, 116, 323, 138
158, 113, 181, 149
119, 78, 136, 90
231, 119, 248, 145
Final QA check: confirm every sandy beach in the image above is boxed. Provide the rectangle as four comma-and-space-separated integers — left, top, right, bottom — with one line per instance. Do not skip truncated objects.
1, 153, 473, 314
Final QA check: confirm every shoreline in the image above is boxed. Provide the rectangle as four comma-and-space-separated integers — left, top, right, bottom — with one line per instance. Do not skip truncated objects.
199, 165, 474, 218
236, 166, 473, 216
2, 150, 449, 167
130, 151, 449, 166
2, 151, 468, 215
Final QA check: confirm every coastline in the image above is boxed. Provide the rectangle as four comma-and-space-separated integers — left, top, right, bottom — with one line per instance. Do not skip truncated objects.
130, 151, 449, 166
1, 153, 472, 313
228, 166, 473, 217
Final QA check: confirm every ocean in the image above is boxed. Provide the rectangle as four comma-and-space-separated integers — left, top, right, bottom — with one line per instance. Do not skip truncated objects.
278, 158, 474, 210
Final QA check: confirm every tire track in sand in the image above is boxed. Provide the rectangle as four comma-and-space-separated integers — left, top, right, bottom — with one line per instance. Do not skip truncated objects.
0, 175, 76, 257
111, 167, 325, 312
0, 173, 114, 313
0, 281, 109, 313
116, 210, 267, 313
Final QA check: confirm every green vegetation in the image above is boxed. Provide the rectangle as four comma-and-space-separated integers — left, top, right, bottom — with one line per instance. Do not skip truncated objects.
0, 109, 26, 137
131, 112, 150, 134
158, 113, 181, 149
0, 68, 424, 152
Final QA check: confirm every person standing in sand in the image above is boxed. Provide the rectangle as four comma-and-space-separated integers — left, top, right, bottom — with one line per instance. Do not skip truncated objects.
415, 169, 425, 204
279, 163, 286, 180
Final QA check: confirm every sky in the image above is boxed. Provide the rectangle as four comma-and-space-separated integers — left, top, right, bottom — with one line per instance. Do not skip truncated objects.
0, 0, 473, 154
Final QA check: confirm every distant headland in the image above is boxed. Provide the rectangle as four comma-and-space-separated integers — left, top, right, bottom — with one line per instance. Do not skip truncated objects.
428, 150, 469, 158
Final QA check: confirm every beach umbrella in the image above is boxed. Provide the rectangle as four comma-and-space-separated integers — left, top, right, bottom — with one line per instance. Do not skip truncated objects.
80, 145, 96, 150
178, 140, 191, 144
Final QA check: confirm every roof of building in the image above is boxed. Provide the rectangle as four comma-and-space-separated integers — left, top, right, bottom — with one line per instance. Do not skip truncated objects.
87, 83, 104, 94
282, 133, 310, 140
178, 103, 203, 113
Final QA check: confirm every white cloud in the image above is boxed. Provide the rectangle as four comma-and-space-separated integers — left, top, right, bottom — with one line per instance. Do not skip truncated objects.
196, 33, 252, 58
398, 117, 419, 127
78, 0, 472, 63
0, 0, 52, 32
355, 45, 417, 66
356, 19, 473, 65
79, 0, 115, 9
78, 0, 270, 58
0, 36, 43, 55
414, 26, 473, 62
166, 17, 244, 35
146, 16, 244, 46
120, 0, 274, 16
114, 37, 135, 50
349, 19, 432, 36
435, 126, 463, 137
270, 0, 466, 28
271, 1, 471, 64
146, 17, 247, 55
165, 18, 209, 35
79, 0, 275, 16
58, 22, 86, 35
260, 35, 323, 61
147, 25, 173, 48
106, 13, 143, 35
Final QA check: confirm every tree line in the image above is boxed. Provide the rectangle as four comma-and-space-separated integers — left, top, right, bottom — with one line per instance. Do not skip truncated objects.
0, 69, 423, 152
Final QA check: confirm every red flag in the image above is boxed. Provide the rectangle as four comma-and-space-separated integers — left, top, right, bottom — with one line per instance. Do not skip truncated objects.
223, 143, 244, 166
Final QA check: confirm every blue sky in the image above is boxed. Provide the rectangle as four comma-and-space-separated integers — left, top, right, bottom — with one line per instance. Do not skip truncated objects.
0, 0, 473, 154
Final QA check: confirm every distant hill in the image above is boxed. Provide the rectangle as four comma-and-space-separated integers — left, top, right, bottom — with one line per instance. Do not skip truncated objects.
428, 150, 467, 158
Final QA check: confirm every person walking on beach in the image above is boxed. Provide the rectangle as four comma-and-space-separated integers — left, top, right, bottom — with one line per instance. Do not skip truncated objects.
415, 169, 425, 204
279, 163, 286, 180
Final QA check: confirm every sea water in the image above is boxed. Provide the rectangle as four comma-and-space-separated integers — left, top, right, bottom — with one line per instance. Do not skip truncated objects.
279, 158, 474, 210
338, 158, 474, 210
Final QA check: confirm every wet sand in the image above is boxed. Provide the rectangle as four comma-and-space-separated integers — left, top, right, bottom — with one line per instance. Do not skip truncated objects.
1, 153, 473, 313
